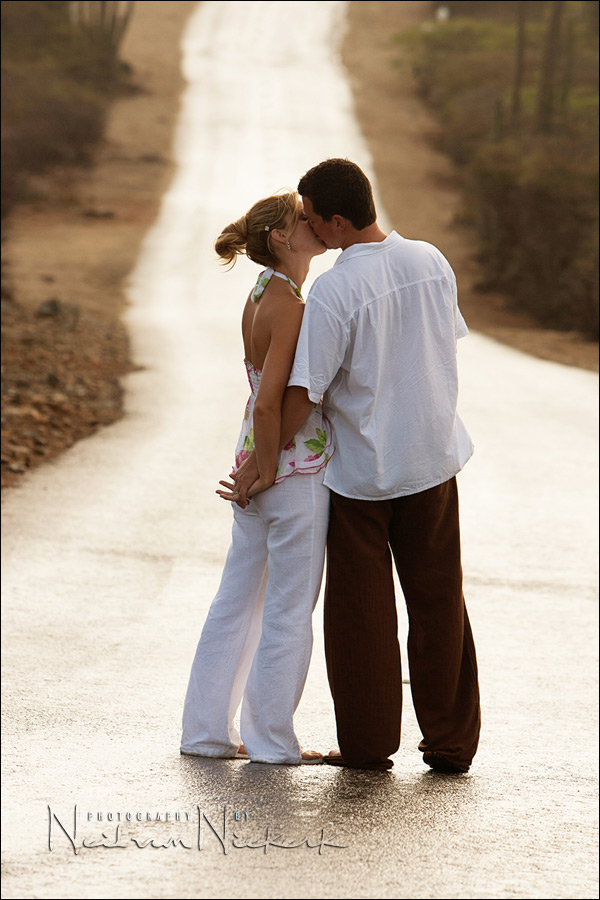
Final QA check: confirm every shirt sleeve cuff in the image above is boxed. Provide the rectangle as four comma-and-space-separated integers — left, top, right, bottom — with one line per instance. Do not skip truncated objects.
287, 375, 322, 405
456, 312, 469, 339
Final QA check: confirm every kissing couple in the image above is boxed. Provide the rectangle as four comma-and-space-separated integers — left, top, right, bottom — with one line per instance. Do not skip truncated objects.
180, 158, 481, 774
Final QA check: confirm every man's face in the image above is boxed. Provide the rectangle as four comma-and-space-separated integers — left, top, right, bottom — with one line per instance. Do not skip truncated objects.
301, 196, 343, 249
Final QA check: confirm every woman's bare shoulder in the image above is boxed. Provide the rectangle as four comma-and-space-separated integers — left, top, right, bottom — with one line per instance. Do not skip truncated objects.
261, 277, 304, 313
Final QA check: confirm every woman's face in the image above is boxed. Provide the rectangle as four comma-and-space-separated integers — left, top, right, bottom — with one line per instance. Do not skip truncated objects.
289, 204, 328, 258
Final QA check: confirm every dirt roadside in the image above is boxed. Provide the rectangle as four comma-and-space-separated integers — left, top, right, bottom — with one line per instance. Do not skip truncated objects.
1, 1, 596, 490
1, 1, 197, 489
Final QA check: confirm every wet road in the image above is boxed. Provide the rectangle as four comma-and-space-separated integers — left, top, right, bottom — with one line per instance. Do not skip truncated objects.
1, 2, 598, 898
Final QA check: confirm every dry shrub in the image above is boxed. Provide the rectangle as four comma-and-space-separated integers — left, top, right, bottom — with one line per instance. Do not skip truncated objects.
1, 0, 131, 218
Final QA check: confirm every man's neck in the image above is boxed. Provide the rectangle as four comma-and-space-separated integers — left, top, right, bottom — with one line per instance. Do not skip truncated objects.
339, 222, 388, 251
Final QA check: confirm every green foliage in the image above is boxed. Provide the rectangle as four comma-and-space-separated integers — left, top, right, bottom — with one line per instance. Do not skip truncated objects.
399, 5, 599, 338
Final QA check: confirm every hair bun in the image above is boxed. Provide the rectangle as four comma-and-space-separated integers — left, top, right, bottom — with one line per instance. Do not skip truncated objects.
215, 215, 248, 267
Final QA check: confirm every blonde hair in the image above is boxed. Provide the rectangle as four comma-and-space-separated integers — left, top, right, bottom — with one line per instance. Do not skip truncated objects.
215, 191, 299, 268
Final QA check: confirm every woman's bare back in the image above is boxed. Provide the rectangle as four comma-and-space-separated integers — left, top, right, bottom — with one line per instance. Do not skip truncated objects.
241, 273, 304, 372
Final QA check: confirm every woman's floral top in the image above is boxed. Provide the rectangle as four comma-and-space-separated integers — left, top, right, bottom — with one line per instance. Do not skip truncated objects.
231, 268, 334, 484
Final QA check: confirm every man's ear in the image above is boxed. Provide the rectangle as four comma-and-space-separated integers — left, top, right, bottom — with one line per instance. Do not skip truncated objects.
331, 215, 347, 232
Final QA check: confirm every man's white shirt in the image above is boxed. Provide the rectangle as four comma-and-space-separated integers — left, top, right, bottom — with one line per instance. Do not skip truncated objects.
289, 231, 474, 500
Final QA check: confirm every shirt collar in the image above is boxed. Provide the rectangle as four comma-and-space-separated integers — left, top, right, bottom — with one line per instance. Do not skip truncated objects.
333, 230, 402, 266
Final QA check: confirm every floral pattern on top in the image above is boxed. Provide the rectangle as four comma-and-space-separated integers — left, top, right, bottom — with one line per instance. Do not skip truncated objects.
232, 268, 334, 484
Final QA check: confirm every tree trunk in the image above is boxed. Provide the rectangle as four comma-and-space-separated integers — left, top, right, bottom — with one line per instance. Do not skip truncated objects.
511, 1, 528, 132
536, 0, 565, 133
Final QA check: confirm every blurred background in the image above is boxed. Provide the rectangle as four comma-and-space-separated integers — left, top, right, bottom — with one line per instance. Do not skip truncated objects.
1, 0, 598, 488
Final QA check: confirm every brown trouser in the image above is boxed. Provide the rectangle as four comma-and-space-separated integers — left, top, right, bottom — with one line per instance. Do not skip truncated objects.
324, 477, 481, 770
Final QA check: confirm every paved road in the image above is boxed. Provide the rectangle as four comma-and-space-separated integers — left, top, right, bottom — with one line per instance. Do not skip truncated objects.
2, 2, 598, 898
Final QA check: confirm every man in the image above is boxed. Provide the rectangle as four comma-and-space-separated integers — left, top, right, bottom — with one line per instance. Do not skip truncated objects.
235, 158, 481, 772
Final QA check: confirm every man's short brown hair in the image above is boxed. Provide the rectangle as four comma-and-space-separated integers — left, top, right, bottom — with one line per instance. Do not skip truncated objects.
298, 158, 376, 230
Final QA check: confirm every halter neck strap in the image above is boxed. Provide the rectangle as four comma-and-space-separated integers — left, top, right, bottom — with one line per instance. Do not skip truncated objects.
251, 268, 302, 302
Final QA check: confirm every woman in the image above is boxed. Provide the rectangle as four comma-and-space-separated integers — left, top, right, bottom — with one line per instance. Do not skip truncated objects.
180, 192, 333, 765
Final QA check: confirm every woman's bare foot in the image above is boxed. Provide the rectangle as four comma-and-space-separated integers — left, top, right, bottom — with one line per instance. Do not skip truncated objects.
237, 744, 323, 763
300, 750, 324, 764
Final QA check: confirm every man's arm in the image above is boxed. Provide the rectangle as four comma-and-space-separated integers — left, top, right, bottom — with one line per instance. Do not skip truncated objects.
279, 386, 316, 451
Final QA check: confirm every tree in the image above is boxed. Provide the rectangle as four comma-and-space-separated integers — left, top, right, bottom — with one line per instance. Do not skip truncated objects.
536, 0, 565, 133
510, 1, 528, 132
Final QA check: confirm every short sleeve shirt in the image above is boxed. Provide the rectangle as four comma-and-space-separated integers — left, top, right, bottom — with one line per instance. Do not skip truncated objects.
288, 231, 474, 499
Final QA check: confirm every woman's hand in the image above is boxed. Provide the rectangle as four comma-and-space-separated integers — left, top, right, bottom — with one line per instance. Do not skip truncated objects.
216, 451, 274, 508
235, 451, 260, 506
216, 474, 274, 507
216, 478, 248, 506
247, 473, 276, 498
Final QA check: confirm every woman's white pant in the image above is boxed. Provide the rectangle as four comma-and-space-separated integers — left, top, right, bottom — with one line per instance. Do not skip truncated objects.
180, 469, 330, 764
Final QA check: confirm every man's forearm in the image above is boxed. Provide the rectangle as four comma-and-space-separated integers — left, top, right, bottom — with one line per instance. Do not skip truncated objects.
279, 386, 315, 450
